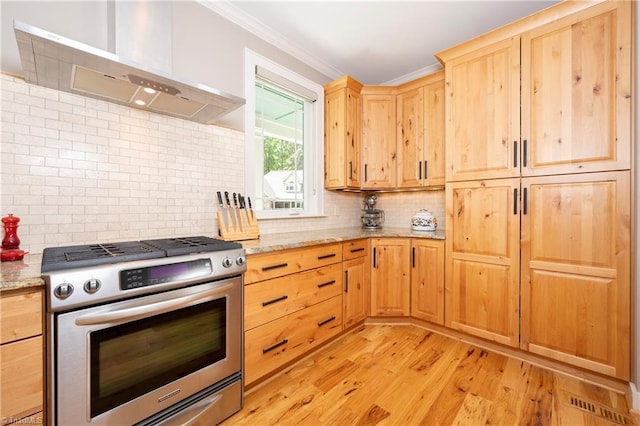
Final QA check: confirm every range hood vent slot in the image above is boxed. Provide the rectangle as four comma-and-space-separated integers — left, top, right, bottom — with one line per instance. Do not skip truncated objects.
14, 20, 244, 125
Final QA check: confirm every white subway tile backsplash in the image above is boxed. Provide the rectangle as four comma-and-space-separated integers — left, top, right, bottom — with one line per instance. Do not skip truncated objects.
2, 73, 445, 254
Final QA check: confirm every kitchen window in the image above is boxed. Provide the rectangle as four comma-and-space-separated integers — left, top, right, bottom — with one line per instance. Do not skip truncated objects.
244, 49, 324, 219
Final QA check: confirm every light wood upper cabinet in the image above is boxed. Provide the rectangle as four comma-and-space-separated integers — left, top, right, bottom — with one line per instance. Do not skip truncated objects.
520, 171, 630, 380
445, 179, 521, 347
521, 1, 631, 176
361, 87, 397, 189
370, 238, 410, 316
410, 239, 445, 324
444, 37, 521, 182
324, 76, 363, 189
397, 71, 446, 188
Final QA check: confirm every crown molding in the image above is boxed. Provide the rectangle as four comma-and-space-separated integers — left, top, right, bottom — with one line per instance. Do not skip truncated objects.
198, 0, 343, 80
382, 63, 443, 86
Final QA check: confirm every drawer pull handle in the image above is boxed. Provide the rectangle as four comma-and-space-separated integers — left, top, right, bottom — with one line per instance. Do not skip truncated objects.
317, 253, 337, 260
262, 295, 288, 307
317, 280, 336, 288
262, 263, 288, 271
262, 339, 288, 354
350, 248, 365, 253
317, 316, 337, 327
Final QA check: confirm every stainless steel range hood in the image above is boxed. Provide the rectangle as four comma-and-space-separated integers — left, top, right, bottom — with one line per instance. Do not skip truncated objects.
13, 20, 245, 125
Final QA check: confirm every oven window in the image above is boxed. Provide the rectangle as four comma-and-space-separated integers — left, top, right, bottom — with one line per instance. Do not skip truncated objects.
90, 298, 226, 418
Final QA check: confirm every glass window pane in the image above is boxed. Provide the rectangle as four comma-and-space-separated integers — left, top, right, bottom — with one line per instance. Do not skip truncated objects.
255, 81, 305, 211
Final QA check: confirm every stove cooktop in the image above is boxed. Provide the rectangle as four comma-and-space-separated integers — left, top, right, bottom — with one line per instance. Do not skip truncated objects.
41, 236, 242, 273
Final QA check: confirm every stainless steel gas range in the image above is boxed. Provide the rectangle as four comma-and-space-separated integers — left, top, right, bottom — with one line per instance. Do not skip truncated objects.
41, 236, 246, 426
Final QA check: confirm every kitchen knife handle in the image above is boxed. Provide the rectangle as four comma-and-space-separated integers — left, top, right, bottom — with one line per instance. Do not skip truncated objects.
216, 191, 223, 207
224, 191, 231, 207
232, 193, 238, 207
247, 197, 253, 209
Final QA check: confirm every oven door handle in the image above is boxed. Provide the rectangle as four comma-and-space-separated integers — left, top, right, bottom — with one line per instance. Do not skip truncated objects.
74, 283, 233, 326
157, 393, 223, 426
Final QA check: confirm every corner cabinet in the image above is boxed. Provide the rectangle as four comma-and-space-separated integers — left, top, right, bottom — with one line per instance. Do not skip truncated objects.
324, 76, 363, 189
369, 238, 410, 316
397, 71, 446, 188
361, 87, 397, 189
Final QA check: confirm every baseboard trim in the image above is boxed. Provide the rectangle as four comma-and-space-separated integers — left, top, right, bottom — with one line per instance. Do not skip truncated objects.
630, 382, 640, 413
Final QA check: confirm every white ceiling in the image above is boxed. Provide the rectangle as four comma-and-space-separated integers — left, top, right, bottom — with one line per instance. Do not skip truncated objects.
207, 0, 560, 85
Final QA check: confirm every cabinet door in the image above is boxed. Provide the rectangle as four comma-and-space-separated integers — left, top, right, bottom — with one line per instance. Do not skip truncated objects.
445, 179, 520, 347
396, 87, 423, 188
410, 239, 445, 324
362, 93, 397, 188
0, 336, 43, 421
324, 88, 348, 189
343, 256, 369, 328
370, 238, 410, 316
423, 75, 446, 187
520, 171, 630, 380
445, 37, 521, 181
521, 1, 631, 176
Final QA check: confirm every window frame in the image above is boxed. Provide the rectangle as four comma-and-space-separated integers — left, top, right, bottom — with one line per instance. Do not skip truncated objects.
244, 49, 324, 220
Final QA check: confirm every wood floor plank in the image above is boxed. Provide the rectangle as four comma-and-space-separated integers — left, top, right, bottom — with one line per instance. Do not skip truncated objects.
223, 325, 633, 426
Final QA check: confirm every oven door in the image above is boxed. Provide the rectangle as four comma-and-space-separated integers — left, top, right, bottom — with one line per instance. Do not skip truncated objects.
51, 277, 242, 426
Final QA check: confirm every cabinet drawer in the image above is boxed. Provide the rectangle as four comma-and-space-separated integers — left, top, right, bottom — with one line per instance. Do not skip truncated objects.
245, 244, 342, 284
244, 296, 343, 385
0, 336, 43, 421
1, 289, 43, 344
342, 239, 369, 260
245, 263, 342, 330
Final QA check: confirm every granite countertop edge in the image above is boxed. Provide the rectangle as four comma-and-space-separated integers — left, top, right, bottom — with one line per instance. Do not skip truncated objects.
0, 227, 445, 292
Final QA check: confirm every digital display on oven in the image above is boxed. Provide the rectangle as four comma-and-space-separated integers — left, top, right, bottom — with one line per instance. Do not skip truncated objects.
120, 258, 212, 290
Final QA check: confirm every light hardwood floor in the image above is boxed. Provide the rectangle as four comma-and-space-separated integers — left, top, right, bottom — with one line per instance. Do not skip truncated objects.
223, 325, 637, 426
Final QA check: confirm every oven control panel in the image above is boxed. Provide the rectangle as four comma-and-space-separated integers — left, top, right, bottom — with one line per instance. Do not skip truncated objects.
120, 258, 213, 290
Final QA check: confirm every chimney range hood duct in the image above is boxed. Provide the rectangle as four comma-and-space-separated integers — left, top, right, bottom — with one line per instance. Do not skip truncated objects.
13, 20, 245, 125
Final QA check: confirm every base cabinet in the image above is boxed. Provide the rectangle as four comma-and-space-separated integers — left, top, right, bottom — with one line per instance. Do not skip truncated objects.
369, 238, 411, 316
0, 289, 44, 424
342, 240, 369, 328
410, 239, 445, 324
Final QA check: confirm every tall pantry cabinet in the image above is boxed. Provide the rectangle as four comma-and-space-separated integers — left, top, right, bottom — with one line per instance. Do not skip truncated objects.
438, 0, 632, 380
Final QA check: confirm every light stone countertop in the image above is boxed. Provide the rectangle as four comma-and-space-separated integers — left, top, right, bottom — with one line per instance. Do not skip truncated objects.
0, 227, 444, 292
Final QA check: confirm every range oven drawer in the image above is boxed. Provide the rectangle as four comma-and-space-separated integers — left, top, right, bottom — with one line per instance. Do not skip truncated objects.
244, 295, 343, 385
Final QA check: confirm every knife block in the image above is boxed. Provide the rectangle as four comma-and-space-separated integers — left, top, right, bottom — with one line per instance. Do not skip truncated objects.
217, 207, 260, 241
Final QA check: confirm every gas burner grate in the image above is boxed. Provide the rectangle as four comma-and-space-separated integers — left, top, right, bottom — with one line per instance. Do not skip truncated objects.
41, 241, 165, 273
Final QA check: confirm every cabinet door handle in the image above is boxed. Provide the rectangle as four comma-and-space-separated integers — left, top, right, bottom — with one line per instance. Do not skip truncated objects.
317, 280, 336, 288
350, 247, 365, 253
344, 270, 349, 293
513, 188, 518, 215
523, 187, 528, 215
523, 140, 528, 167
412, 247, 416, 268
262, 339, 288, 354
317, 316, 337, 327
318, 253, 336, 260
262, 295, 288, 307
364, 164, 368, 182
262, 263, 288, 272
513, 140, 518, 168
424, 161, 428, 180
373, 247, 377, 268
349, 161, 353, 180
418, 160, 422, 180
